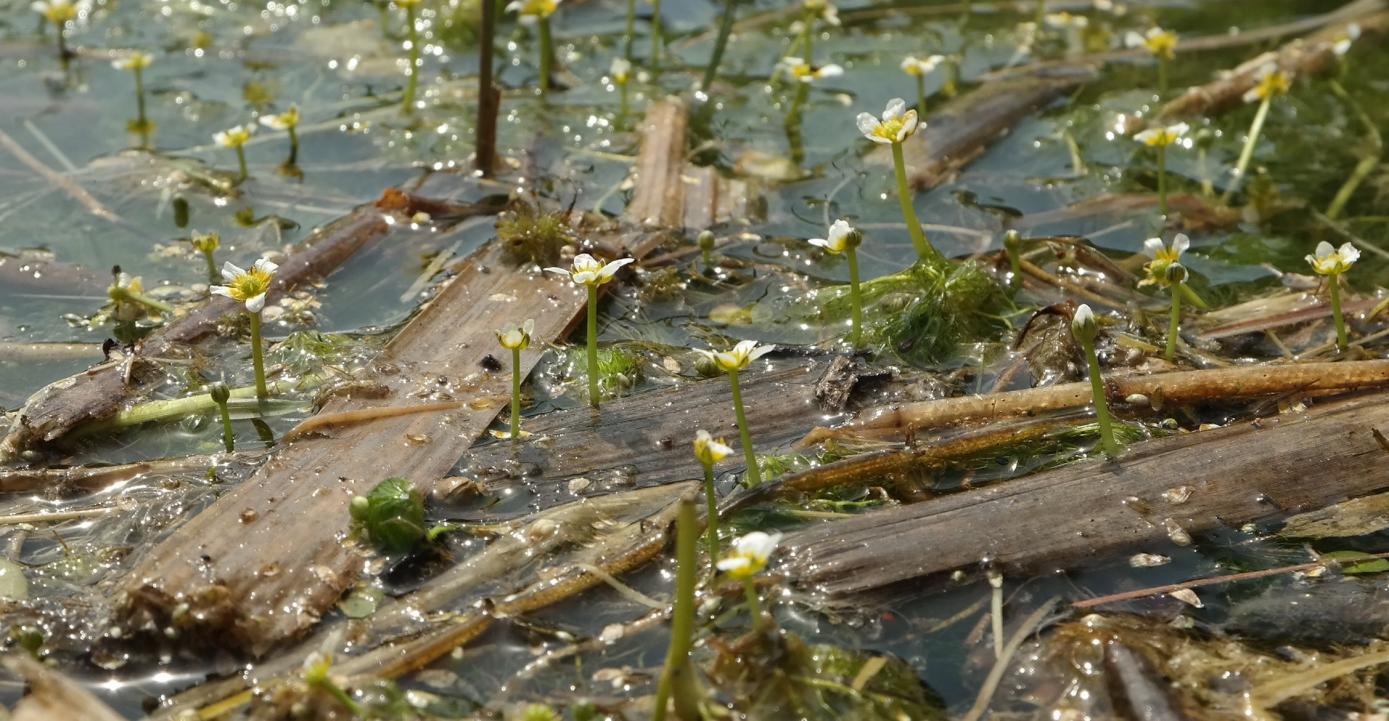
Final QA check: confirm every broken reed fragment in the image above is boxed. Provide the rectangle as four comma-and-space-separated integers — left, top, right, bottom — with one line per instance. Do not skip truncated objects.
496, 319, 535, 440
508, 0, 560, 95
808, 219, 864, 347
211, 258, 279, 401
857, 98, 942, 264
1306, 241, 1360, 352
1071, 304, 1119, 458
696, 340, 775, 486
544, 253, 634, 409
694, 429, 733, 562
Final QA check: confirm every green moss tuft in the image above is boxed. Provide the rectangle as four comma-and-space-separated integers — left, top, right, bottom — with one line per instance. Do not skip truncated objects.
496, 205, 574, 267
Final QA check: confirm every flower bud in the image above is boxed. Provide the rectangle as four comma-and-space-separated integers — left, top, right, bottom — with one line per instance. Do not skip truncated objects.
698, 230, 716, 252
1071, 303, 1097, 343
208, 382, 231, 405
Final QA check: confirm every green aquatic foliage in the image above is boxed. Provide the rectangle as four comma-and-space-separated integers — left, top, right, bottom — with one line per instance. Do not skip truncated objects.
498, 205, 575, 266
350, 477, 427, 554
563, 343, 643, 401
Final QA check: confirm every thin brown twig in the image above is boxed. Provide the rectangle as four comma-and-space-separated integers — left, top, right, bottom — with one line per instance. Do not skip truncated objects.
0, 128, 121, 223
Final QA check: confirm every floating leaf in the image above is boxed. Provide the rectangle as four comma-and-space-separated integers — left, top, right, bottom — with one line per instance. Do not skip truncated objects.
1323, 550, 1389, 575
350, 477, 427, 554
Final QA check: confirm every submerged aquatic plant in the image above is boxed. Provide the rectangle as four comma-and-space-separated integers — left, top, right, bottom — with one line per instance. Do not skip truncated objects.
1133, 121, 1188, 217
208, 382, 234, 453
395, 0, 423, 112
545, 253, 634, 409
1306, 241, 1360, 352
808, 219, 864, 347
112, 51, 153, 136
857, 98, 942, 264
259, 105, 300, 166
213, 124, 254, 182
212, 258, 278, 401
1071, 304, 1119, 458
693, 429, 733, 561
700, 0, 739, 92
718, 531, 782, 628
696, 340, 774, 486
190, 231, 220, 285
508, 0, 560, 95
302, 653, 365, 716
1224, 62, 1291, 203
1125, 26, 1177, 95
1139, 234, 1190, 362
32, 0, 86, 62
900, 54, 944, 115
496, 319, 534, 440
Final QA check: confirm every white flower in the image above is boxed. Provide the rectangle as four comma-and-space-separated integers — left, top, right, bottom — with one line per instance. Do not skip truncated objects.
1124, 27, 1177, 59
506, 0, 558, 25
1072, 303, 1097, 340
1134, 122, 1188, 147
211, 258, 278, 313
696, 339, 775, 373
213, 125, 254, 148
803, 0, 839, 26
777, 56, 843, 83
259, 106, 299, 131
544, 253, 634, 287
609, 57, 631, 85
856, 98, 919, 145
808, 219, 857, 255
32, 0, 86, 24
109, 272, 147, 321
1044, 12, 1089, 29
497, 319, 535, 350
1140, 234, 1189, 287
716, 531, 782, 578
1333, 22, 1361, 57
112, 51, 153, 71
1242, 62, 1291, 104
900, 54, 945, 77
1306, 241, 1359, 276
693, 430, 734, 466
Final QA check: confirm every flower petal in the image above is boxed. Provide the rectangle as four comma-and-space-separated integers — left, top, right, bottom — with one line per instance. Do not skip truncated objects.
210, 286, 234, 298
245, 293, 267, 313
883, 97, 907, 121
1315, 241, 1336, 258
253, 258, 279, 275
221, 261, 246, 282
1171, 234, 1190, 256
855, 112, 882, 139
1142, 238, 1165, 258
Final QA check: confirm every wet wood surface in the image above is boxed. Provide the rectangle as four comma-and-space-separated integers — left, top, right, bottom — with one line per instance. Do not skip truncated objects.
4, 655, 125, 721
784, 392, 1389, 600
0, 188, 501, 459
113, 100, 712, 656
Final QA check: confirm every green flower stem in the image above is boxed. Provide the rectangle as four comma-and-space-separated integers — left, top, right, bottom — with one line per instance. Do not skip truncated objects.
109, 287, 174, 315
201, 251, 217, 285
727, 369, 760, 486
286, 126, 299, 165
1178, 282, 1208, 310
845, 246, 863, 347
1157, 55, 1168, 97
234, 146, 248, 182
649, 0, 662, 69
311, 678, 365, 717
800, 7, 814, 59
1080, 336, 1119, 458
652, 499, 699, 721
538, 16, 553, 95
619, 82, 629, 119
1165, 282, 1182, 362
133, 66, 147, 128
1326, 79, 1382, 221
215, 399, 235, 453
586, 285, 600, 409
249, 311, 269, 401
624, 0, 636, 61
1004, 231, 1023, 290
1222, 94, 1271, 204
510, 346, 522, 439
700, 0, 738, 92
742, 576, 765, 628
1197, 145, 1214, 198
702, 463, 719, 562
403, 3, 419, 112
104, 376, 309, 430
1330, 274, 1349, 352
890, 141, 939, 264
1156, 143, 1168, 217
915, 75, 927, 115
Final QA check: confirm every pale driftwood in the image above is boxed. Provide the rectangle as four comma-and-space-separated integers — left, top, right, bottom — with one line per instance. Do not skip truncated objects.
115, 100, 698, 657
801, 360, 1389, 445
3, 655, 125, 721
899, 70, 1094, 190
786, 392, 1389, 599
461, 358, 833, 511
1161, 6, 1387, 120
0, 187, 501, 459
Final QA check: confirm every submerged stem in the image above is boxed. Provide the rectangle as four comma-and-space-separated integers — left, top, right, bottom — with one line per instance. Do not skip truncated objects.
1156, 143, 1168, 218
1222, 95, 1271, 204
742, 575, 765, 628
1157, 55, 1168, 97
890, 141, 939, 263
250, 311, 269, 401
510, 346, 522, 439
915, 75, 927, 115
701, 0, 738, 93
1330, 275, 1348, 352
286, 126, 299, 166
586, 285, 600, 409
845, 246, 863, 347
235, 146, 248, 182
727, 370, 760, 486
1166, 282, 1182, 362
649, 0, 662, 69
134, 66, 147, 128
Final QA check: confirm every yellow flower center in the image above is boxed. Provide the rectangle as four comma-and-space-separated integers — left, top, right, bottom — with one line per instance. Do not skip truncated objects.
1145, 32, 1177, 59
1254, 70, 1291, 101
43, 3, 77, 24
872, 117, 906, 142
228, 267, 272, 302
